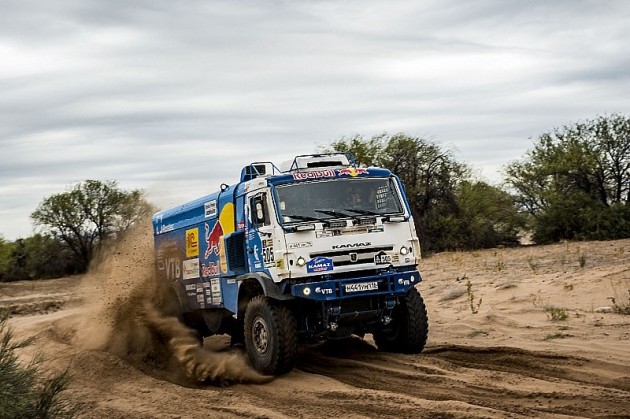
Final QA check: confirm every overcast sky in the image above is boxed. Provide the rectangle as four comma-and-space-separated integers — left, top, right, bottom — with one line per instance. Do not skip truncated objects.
1, 0, 629, 240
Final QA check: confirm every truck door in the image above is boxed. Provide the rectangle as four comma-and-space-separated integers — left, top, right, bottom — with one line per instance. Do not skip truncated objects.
246, 191, 275, 273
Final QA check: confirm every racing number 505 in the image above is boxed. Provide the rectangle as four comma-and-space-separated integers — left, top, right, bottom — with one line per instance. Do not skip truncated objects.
262, 239, 274, 266
263, 246, 274, 264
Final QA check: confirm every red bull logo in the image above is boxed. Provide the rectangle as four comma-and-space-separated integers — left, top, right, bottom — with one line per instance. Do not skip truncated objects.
204, 221, 223, 259
291, 169, 336, 180
338, 167, 369, 177
201, 262, 220, 277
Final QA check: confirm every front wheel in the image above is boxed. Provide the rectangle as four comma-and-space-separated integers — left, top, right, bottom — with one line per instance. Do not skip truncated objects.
373, 287, 428, 354
244, 296, 297, 375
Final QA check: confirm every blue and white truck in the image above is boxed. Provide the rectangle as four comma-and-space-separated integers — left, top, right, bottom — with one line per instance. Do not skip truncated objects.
152, 153, 428, 375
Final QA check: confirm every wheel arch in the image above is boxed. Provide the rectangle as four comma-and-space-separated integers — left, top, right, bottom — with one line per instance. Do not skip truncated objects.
237, 273, 293, 318
163, 281, 189, 312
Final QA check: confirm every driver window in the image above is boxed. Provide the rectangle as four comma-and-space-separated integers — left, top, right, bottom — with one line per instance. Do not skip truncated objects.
251, 193, 270, 228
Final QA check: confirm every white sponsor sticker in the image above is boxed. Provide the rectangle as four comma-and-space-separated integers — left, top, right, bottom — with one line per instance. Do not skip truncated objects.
160, 224, 174, 233
204, 200, 217, 217
182, 258, 200, 280
288, 241, 313, 250
345, 281, 378, 293
211, 278, 220, 293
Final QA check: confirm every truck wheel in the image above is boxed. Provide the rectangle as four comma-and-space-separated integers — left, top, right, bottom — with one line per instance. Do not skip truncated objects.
244, 296, 297, 375
373, 287, 428, 354
161, 289, 206, 342
162, 289, 184, 321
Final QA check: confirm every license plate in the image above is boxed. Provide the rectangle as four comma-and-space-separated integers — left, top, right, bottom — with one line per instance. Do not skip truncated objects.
345, 281, 378, 293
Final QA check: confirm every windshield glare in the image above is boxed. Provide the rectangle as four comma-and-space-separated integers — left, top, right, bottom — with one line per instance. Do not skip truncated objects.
275, 178, 404, 224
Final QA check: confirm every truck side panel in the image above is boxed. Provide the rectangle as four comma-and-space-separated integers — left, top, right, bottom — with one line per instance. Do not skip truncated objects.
154, 189, 239, 313
154, 226, 216, 310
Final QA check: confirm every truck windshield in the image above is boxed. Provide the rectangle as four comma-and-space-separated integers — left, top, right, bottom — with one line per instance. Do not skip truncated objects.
275, 177, 404, 224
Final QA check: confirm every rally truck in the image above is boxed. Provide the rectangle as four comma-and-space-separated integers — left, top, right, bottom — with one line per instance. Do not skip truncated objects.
152, 153, 428, 375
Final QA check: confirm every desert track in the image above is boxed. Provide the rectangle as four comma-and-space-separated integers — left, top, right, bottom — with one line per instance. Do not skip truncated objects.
4, 237, 630, 418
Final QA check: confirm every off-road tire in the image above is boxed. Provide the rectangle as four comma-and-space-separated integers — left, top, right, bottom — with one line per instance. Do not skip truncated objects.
162, 289, 184, 320
373, 287, 428, 354
161, 289, 206, 342
244, 296, 297, 375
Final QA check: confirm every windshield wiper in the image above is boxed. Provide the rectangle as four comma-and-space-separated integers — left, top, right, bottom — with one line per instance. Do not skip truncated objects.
282, 214, 320, 222
344, 208, 380, 216
314, 209, 351, 218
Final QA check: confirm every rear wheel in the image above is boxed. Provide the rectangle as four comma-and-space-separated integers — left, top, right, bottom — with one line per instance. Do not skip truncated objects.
244, 296, 297, 375
373, 287, 428, 353
162, 289, 184, 320
161, 289, 206, 342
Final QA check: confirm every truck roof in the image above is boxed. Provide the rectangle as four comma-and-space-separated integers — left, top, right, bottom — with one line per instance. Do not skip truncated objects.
152, 155, 395, 235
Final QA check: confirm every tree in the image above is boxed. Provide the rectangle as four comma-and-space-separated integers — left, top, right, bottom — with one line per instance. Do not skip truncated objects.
0, 236, 14, 281
505, 114, 630, 243
1, 234, 79, 282
451, 180, 525, 249
325, 133, 524, 252
327, 134, 385, 167
31, 180, 151, 272
4, 239, 28, 281
591, 114, 630, 203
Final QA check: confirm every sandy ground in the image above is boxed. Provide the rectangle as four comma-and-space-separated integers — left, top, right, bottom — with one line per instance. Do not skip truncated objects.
2, 236, 630, 418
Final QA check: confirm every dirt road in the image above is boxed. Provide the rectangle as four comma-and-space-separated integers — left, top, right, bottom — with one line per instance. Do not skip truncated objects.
3, 236, 630, 418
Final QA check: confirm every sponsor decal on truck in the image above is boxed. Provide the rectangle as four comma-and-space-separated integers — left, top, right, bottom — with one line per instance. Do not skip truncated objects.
306, 257, 334, 273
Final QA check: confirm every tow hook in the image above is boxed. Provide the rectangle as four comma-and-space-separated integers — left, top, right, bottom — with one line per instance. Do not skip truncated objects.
382, 315, 392, 325
329, 321, 339, 331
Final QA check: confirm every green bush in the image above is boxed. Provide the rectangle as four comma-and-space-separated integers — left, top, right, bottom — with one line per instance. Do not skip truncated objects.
0, 312, 75, 418
545, 306, 569, 321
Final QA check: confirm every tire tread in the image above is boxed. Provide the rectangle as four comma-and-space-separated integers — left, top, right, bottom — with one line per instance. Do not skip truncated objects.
373, 287, 428, 354
244, 296, 297, 375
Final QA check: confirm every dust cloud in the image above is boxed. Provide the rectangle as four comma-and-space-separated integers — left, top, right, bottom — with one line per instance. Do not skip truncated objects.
73, 218, 270, 385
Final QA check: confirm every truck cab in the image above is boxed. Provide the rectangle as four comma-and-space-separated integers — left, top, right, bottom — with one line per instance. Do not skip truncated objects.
152, 153, 428, 375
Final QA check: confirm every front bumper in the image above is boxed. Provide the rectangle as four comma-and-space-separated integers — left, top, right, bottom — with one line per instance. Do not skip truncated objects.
290, 268, 421, 301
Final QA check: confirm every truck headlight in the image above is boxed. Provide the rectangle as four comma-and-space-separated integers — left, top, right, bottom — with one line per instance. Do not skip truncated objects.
296, 256, 306, 267
400, 246, 409, 255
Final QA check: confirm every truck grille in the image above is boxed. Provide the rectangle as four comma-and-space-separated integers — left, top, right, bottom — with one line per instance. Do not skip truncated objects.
309, 246, 394, 267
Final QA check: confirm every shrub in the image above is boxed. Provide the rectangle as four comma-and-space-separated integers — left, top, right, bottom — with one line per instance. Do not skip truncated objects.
610, 289, 630, 315
545, 306, 569, 321
0, 311, 75, 418
466, 280, 483, 314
